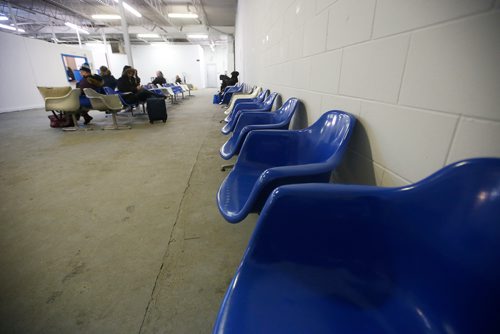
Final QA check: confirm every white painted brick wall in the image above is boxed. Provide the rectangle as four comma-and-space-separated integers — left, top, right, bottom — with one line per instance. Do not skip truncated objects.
340, 35, 410, 103
326, 0, 376, 50
236, 0, 500, 186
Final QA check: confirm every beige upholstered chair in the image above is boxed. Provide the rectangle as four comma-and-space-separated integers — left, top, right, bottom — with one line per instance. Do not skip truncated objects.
84, 88, 130, 130
37, 86, 83, 131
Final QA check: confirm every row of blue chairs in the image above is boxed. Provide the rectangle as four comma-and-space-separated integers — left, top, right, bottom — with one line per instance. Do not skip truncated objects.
211, 86, 500, 333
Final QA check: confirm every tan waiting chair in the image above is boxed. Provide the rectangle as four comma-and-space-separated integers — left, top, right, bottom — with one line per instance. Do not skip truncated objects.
37, 86, 83, 131
84, 88, 131, 130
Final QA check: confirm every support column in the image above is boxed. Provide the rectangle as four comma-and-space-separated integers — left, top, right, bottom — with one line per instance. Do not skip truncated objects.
118, 0, 133, 66
101, 31, 110, 68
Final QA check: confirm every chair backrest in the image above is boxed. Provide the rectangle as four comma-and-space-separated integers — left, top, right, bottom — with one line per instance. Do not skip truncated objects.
102, 86, 116, 95
43, 89, 81, 112
256, 89, 269, 102
272, 97, 299, 123
262, 92, 278, 109
299, 111, 356, 163
84, 88, 122, 111
37, 86, 72, 99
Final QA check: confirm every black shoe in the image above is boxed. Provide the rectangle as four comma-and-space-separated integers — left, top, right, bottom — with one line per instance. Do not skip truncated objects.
84, 116, 93, 125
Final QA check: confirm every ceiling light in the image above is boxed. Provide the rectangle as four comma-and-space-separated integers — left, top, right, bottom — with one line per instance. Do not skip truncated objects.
137, 33, 159, 38
92, 14, 121, 20
113, 0, 142, 18
0, 23, 15, 31
168, 13, 198, 19
0, 23, 24, 32
0, 16, 8, 21
187, 34, 208, 39
65, 22, 90, 34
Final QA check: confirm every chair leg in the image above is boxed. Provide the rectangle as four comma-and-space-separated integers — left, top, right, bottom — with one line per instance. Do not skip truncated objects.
62, 113, 79, 131
103, 112, 131, 130
221, 164, 234, 171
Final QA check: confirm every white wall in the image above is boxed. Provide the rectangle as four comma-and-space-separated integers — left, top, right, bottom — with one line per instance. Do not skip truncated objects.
235, 0, 500, 186
202, 44, 230, 87
0, 31, 93, 113
131, 44, 206, 88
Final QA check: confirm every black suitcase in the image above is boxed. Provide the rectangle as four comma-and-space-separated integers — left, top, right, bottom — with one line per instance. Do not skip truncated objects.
146, 98, 167, 124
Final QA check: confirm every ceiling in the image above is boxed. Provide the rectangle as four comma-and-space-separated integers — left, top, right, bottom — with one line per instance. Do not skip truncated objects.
0, 0, 237, 46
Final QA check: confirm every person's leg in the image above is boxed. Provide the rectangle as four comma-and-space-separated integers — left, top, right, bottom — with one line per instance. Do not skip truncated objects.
79, 96, 93, 124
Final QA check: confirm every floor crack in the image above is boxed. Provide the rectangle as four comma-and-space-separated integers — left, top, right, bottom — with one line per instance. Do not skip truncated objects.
137, 130, 209, 334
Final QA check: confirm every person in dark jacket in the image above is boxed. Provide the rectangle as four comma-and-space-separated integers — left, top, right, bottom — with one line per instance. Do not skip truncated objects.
76, 63, 103, 124
175, 75, 182, 84
219, 71, 239, 97
151, 71, 166, 86
99, 65, 117, 90
227, 71, 239, 86
117, 66, 161, 104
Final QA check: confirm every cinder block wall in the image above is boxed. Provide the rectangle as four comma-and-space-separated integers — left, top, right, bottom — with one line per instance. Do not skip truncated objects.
235, 0, 500, 186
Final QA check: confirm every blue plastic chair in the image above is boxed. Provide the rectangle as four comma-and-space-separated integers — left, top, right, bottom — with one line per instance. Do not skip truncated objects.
221, 84, 243, 105
220, 97, 299, 160
213, 158, 500, 334
222, 92, 279, 135
102, 86, 143, 115
229, 88, 269, 111
217, 110, 356, 223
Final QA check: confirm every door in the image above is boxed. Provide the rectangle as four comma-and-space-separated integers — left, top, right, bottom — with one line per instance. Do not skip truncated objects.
206, 63, 218, 88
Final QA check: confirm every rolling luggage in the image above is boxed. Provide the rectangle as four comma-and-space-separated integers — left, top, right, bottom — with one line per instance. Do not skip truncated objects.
146, 98, 167, 124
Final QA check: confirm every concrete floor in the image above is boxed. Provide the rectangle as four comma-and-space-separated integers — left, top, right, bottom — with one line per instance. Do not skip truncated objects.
0, 89, 257, 333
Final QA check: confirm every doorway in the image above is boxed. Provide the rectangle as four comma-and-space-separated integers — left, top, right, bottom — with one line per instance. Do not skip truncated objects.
206, 63, 217, 88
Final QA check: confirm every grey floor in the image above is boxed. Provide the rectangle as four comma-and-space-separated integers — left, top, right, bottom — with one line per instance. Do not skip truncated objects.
0, 89, 257, 333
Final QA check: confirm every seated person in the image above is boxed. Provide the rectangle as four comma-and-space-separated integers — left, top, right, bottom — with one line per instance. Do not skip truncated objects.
219, 74, 230, 96
76, 63, 104, 124
175, 75, 182, 84
219, 71, 238, 97
99, 66, 117, 90
151, 71, 166, 86
227, 71, 239, 86
117, 66, 163, 104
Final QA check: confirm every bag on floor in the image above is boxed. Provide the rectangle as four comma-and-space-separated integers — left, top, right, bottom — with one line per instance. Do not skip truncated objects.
146, 98, 167, 124
48, 113, 74, 128
213, 94, 220, 104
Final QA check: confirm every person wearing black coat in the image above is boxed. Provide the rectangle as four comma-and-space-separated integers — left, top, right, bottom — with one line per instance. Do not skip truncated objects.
151, 71, 167, 86
99, 66, 117, 90
117, 66, 161, 104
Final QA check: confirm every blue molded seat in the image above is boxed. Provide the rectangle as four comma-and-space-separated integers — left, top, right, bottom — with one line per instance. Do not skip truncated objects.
217, 110, 356, 223
222, 92, 279, 135
221, 84, 243, 105
213, 158, 500, 334
220, 97, 299, 160
226, 88, 269, 115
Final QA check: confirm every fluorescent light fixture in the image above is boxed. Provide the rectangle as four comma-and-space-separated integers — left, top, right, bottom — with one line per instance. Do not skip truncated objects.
168, 13, 198, 19
113, 0, 142, 18
0, 23, 24, 32
65, 22, 90, 34
0, 23, 15, 31
137, 33, 159, 38
0, 15, 8, 21
187, 34, 208, 39
92, 14, 121, 20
